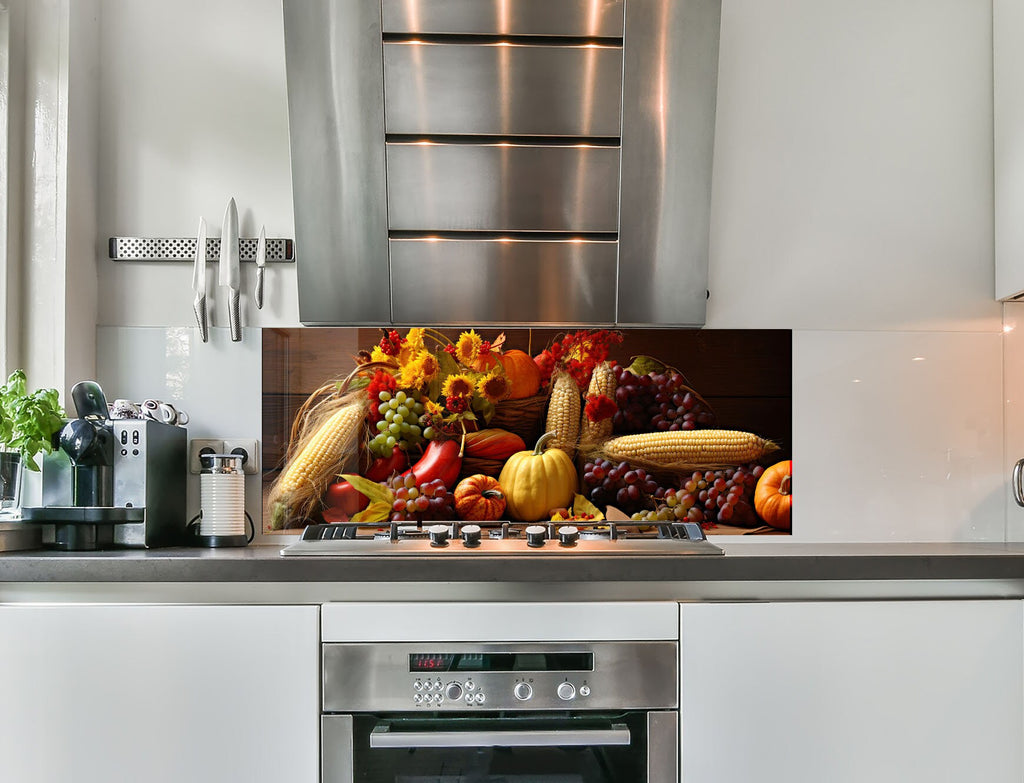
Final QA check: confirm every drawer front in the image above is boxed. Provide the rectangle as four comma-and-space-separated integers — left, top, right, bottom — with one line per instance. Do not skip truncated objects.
390, 239, 617, 324
384, 42, 623, 137
386, 143, 621, 232
381, 0, 625, 37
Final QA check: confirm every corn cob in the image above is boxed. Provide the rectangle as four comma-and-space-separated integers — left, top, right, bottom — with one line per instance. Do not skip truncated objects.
276, 402, 364, 496
545, 370, 582, 459
581, 361, 616, 442
598, 429, 777, 470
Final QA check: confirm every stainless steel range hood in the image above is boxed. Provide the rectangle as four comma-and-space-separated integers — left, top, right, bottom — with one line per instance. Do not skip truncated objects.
284, 0, 721, 327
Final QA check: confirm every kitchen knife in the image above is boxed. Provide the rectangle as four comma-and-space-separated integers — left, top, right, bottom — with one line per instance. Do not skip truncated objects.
192, 217, 209, 342
219, 197, 241, 342
254, 224, 266, 310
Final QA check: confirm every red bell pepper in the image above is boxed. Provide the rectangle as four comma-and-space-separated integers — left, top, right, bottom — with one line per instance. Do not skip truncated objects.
401, 438, 462, 489
364, 450, 409, 482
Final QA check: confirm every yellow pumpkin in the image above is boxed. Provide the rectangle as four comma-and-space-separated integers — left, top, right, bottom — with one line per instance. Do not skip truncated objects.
497, 431, 577, 522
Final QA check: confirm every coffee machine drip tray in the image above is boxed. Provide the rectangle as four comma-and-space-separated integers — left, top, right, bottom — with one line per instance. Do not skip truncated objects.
21, 506, 146, 551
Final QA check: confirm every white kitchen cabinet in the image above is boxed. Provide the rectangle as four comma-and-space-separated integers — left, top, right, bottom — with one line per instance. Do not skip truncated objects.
996, 0, 1024, 300
679, 600, 1023, 783
0, 604, 319, 783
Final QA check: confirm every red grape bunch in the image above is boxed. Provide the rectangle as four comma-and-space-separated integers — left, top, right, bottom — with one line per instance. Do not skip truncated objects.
611, 366, 716, 434
582, 458, 663, 515
385, 473, 454, 522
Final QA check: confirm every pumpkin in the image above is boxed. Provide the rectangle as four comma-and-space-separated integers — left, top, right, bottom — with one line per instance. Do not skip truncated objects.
501, 349, 543, 399
754, 460, 792, 530
497, 431, 577, 522
454, 474, 507, 521
464, 428, 526, 461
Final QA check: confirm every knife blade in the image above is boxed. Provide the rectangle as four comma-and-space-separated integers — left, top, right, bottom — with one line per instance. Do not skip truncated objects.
219, 197, 241, 342
192, 217, 209, 342
254, 224, 266, 310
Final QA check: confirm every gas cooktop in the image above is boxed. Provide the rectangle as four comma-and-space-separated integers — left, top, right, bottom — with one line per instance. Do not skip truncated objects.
280, 520, 724, 557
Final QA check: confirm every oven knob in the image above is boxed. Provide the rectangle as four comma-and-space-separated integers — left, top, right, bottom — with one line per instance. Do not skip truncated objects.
579, 685, 591, 697
557, 525, 579, 546
513, 682, 533, 701
461, 524, 482, 547
414, 680, 423, 691
474, 692, 485, 704
465, 680, 475, 691
414, 694, 422, 705
445, 682, 463, 701
428, 524, 450, 547
556, 682, 576, 701
525, 525, 547, 547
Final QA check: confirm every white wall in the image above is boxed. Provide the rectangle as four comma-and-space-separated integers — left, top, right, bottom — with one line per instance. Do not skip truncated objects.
91, 0, 1006, 541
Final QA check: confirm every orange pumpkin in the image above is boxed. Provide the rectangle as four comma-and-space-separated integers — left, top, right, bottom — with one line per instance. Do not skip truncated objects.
501, 349, 543, 399
754, 460, 792, 530
454, 474, 507, 521
464, 428, 526, 461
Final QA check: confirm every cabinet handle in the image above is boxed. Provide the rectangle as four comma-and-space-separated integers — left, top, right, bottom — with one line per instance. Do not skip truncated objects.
1013, 458, 1024, 507
369, 723, 631, 749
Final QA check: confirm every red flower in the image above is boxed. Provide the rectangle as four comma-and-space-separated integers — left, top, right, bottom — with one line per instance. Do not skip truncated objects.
367, 370, 398, 423
445, 395, 469, 414
444, 344, 457, 356
584, 394, 617, 423
379, 329, 404, 357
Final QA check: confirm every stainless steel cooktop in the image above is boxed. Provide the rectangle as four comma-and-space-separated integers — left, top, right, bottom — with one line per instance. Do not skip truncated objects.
280, 520, 723, 557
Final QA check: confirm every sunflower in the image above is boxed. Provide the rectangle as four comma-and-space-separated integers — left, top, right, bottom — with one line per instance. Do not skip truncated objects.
442, 373, 475, 399
454, 329, 483, 366
370, 346, 394, 365
477, 371, 509, 403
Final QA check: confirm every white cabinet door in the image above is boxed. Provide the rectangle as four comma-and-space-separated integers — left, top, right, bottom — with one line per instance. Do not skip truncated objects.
680, 601, 1023, 783
0, 604, 319, 783
996, 0, 1024, 299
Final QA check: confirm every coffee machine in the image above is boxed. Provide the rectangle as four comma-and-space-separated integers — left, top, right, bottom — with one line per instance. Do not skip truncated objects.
22, 381, 187, 550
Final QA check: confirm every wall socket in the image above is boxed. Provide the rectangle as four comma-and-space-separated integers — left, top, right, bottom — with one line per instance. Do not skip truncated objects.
188, 438, 261, 475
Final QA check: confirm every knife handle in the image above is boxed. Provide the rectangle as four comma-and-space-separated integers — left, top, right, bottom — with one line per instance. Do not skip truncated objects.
255, 267, 265, 310
229, 289, 241, 342
193, 295, 209, 343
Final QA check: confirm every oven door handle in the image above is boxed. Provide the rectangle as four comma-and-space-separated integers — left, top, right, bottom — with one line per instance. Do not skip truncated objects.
369, 723, 632, 749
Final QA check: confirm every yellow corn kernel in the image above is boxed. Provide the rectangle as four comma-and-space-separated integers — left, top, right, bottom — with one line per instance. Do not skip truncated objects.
581, 361, 616, 442
600, 429, 776, 468
277, 403, 364, 495
545, 371, 581, 459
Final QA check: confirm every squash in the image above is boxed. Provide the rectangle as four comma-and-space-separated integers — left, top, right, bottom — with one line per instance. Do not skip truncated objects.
754, 460, 792, 530
501, 349, 543, 400
454, 474, 507, 521
497, 431, 577, 522
464, 428, 526, 461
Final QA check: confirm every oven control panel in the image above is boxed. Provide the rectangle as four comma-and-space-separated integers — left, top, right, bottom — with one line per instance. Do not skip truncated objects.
323, 641, 678, 713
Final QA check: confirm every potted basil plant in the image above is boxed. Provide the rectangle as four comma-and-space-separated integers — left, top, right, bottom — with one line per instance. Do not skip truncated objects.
0, 370, 65, 513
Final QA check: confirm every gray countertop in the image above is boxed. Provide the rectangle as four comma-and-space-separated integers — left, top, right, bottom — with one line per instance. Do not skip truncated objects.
2, 541, 1024, 598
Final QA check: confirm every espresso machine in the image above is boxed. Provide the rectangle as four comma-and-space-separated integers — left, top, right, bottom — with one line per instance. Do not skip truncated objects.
22, 381, 187, 550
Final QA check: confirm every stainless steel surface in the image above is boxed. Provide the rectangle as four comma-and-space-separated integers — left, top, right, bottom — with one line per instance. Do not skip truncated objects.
219, 198, 241, 342
390, 238, 616, 324
322, 641, 678, 712
109, 236, 293, 263
191, 217, 208, 342
1014, 458, 1024, 507
617, 0, 721, 326
254, 225, 266, 310
0, 521, 42, 552
381, 0, 625, 37
284, 0, 391, 325
383, 42, 623, 137
368, 723, 631, 748
647, 711, 679, 783
283, 536, 722, 557
322, 715, 354, 783
386, 142, 620, 231
199, 453, 244, 475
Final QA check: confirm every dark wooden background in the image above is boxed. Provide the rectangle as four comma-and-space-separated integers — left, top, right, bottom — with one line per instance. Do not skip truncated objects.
262, 328, 791, 531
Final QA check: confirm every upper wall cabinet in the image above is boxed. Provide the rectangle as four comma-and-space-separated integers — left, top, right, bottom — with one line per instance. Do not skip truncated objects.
283, 0, 721, 327
996, 0, 1024, 300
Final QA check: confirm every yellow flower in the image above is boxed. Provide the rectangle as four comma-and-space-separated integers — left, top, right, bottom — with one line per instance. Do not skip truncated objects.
477, 371, 509, 403
405, 328, 425, 353
419, 351, 440, 381
370, 346, 392, 364
454, 330, 483, 365
442, 373, 474, 399
425, 399, 445, 417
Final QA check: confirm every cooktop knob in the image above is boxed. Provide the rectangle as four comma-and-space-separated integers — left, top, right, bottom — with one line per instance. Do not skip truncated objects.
557, 682, 576, 701
557, 525, 579, 546
461, 524, 482, 547
525, 525, 547, 548
513, 682, 533, 701
427, 524, 450, 547
445, 682, 463, 701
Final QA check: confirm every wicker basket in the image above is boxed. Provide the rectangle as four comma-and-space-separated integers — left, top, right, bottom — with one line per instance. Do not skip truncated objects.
458, 456, 506, 481
489, 389, 551, 446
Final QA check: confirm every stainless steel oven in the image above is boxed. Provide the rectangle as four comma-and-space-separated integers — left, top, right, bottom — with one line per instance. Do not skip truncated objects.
321, 641, 678, 783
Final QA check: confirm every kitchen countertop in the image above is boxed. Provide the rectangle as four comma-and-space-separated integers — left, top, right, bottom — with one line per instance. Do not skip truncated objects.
2, 540, 1024, 603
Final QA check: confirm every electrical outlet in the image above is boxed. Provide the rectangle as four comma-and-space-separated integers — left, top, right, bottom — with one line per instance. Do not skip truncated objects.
223, 438, 260, 475
189, 439, 224, 474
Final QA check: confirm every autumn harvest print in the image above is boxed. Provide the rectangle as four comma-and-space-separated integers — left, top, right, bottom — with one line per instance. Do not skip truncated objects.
264, 328, 793, 535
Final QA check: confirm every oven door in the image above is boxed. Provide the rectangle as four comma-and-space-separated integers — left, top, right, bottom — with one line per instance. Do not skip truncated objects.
323, 711, 677, 783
